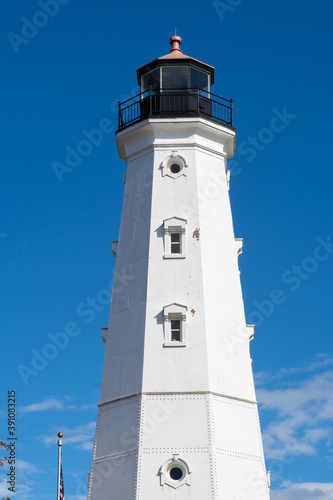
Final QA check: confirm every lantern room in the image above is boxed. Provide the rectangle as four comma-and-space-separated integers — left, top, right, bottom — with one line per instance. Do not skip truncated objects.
117, 35, 233, 131
137, 36, 214, 95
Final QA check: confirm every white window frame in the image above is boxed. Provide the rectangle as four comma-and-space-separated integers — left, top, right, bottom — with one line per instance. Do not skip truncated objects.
163, 303, 187, 347
161, 153, 188, 179
159, 456, 191, 488
164, 217, 187, 259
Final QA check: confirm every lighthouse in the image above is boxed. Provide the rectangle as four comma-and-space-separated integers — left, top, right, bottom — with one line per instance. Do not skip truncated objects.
87, 36, 270, 500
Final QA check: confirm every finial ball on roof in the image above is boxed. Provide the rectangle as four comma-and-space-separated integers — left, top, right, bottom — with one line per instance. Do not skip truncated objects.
169, 35, 182, 53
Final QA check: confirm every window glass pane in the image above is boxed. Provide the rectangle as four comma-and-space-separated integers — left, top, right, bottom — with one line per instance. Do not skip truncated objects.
171, 233, 181, 254
171, 331, 180, 341
171, 319, 181, 341
190, 67, 209, 91
171, 244, 180, 254
162, 66, 189, 90
142, 69, 160, 93
171, 319, 180, 330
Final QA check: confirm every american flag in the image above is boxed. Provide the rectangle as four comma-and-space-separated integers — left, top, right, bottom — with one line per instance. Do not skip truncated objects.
60, 464, 65, 500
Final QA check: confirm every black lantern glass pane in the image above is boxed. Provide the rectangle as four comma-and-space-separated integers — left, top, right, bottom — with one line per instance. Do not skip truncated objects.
162, 66, 189, 90
190, 67, 209, 91
142, 69, 160, 93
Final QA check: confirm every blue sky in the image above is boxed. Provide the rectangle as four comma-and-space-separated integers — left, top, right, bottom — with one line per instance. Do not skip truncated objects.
1, 0, 333, 498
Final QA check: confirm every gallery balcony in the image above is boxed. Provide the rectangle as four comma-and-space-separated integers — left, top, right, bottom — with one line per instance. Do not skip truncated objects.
117, 87, 233, 131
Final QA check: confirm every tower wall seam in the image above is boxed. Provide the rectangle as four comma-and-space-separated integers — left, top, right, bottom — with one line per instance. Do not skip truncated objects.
98, 391, 258, 407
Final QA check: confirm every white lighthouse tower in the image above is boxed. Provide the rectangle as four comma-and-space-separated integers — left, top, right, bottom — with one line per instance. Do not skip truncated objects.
87, 36, 270, 500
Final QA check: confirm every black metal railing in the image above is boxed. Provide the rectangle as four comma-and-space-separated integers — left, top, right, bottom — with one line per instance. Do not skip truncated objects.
117, 87, 233, 131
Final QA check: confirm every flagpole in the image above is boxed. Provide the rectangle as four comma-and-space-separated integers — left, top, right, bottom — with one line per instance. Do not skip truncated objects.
57, 432, 63, 500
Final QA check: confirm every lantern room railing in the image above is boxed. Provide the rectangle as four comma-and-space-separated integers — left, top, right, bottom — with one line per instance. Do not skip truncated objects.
117, 87, 233, 131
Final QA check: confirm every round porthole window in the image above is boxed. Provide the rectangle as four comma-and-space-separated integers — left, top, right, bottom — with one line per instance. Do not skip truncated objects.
162, 154, 187, 178
169, 466, 183, 481
160, 457, 191, 489
170, 163, 181, 174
